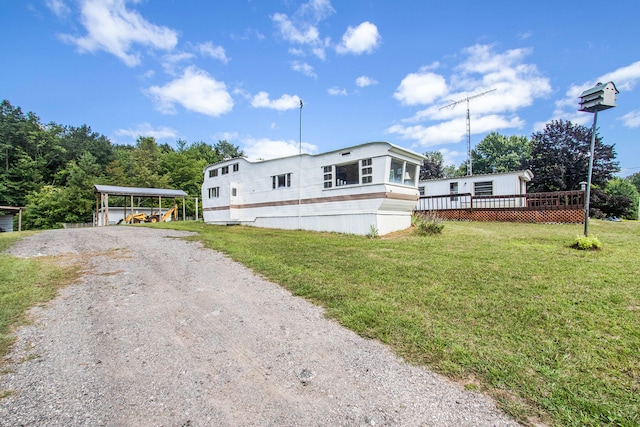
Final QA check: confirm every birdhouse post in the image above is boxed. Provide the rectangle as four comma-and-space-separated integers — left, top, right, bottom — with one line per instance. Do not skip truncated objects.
578, 81, 619, 236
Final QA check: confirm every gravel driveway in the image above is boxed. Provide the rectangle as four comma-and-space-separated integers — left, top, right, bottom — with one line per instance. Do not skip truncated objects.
1, 227, 519, 426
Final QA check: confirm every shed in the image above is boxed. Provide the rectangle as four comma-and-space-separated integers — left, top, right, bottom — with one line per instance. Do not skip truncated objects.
94, 185, 188, 226
0, 206, 22, 232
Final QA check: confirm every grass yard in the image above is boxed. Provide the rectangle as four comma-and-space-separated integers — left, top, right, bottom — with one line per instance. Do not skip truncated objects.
159, 219, 640, 426
0, 232, 78, 362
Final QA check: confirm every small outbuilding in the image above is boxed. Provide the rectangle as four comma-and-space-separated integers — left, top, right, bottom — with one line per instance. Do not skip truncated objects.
0, 206, 22, 232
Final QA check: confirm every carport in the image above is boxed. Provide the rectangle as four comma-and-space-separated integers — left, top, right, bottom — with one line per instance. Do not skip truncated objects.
94, 185, 188, 226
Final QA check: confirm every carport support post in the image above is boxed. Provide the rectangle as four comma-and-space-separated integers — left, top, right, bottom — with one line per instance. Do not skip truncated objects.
182, 197, 186, 221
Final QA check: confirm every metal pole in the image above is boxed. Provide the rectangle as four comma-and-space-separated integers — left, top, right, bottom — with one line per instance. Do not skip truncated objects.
299, 99, 303, 155
584, 111, 598, 236
466, 98, 472, 176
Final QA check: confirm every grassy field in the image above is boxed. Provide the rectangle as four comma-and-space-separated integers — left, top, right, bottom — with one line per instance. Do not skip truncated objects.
0, 232, 79, 362
158, 219, 640, 426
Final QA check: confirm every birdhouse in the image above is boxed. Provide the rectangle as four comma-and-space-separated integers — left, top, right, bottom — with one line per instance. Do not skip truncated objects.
579, 81, 618, 113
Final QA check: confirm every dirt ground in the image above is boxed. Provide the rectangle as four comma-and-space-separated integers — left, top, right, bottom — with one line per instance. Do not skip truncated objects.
0, 227, 519, 426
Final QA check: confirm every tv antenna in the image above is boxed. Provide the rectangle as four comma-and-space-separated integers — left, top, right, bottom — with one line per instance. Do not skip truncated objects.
440, 89, 496, 176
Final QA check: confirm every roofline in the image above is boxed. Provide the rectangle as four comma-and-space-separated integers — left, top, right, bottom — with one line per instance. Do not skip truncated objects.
203, 141, 426, 171
0, 206, 23, 213
93, 184, 188, 198
419, 169, 534, 183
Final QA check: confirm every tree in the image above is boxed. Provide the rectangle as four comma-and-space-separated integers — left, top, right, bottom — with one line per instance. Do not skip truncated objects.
214, 140, 244, 161
603, 178, 639, 219
129, 136, 170, 188
471, 132, 530, 174
529, 120, 619, 192
627, 172, 640, 193
419, 151, 445, 180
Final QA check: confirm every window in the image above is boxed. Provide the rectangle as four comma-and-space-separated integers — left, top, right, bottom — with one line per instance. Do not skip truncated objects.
272, 173, 292, 189
389, 158, 404, 183
209, 169, 218, 178
323, 166, 333, 188
361, 158, 373, 184
404, 164, 416, 185
418, 186, 425, 196
336, 162, 359, 186
474, 181, 493, 196
232, 163, 239, 172
221, 166, 229, 174
450, 182, 458, 202
208, 187, 219, 198
231, 187, 237, 197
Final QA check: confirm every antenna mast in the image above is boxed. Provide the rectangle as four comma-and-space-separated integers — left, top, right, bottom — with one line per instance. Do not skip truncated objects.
440, 89, 496, 176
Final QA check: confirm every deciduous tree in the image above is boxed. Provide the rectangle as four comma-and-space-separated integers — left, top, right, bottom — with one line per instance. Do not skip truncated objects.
529, 120, 619, 192
471, 132, 530, 174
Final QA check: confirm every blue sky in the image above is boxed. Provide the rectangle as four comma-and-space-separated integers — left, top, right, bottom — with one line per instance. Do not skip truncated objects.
2, 0, 640, 175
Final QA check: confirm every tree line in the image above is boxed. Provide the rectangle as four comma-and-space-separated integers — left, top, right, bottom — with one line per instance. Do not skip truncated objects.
0, 100, 243, 229
2, 99, 639, 229
420, 120, 640, 220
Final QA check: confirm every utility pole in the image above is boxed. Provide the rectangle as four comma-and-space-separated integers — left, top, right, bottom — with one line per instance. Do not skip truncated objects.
440, 89, 496, 176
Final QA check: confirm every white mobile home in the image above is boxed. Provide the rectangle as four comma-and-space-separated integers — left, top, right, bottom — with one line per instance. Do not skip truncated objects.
417, 170, 533, 210
201, 142, 425, 235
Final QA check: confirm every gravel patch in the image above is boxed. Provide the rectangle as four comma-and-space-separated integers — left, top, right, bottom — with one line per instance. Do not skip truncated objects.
1, 227, 519, 426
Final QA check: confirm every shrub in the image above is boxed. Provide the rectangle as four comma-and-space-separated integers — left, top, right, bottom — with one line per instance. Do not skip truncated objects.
413, 212, 444, 235
367, 224, 379, 239
571, 235, 602, 250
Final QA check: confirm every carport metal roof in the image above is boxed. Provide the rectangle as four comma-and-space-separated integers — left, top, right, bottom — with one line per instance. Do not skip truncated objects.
94, 185, 187, 198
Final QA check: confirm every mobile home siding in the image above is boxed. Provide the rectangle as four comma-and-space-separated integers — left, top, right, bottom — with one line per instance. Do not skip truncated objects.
202, 142, 424, 235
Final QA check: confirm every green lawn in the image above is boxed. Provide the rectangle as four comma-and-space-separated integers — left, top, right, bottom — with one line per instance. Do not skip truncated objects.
2, 221, 638, 425
0, 232, 79, 362
159, 219, 640, 426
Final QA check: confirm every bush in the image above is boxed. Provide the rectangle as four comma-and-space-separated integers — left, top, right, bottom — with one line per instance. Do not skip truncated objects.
413, 212, 444, 235
571, 235, 602, 250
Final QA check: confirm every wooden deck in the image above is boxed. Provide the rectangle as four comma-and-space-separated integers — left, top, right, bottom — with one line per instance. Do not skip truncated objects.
415, 191, 585, 224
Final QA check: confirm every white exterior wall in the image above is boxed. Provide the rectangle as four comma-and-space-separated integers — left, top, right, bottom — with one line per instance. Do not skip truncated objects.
202, 142, 423, 235
417, 171, 533, 210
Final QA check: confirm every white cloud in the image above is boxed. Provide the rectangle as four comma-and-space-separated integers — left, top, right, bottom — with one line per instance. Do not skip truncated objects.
394, 70, 448, 106
291, 61, 317, 78
46, 0, 71, 18
336, 21, 380, 55
620, 110, 640, 128
272, 13, 321, 45
355, 76, 378, 87
272, 0, 334, 60
197, 41, 229, 63
114, 123, 178, 141
147, 66, 233, 116
388, 44, 550, 148
243, 138, 318, 161
551, 60, 640, 126
388, 115, 524, 147
328, 87, 347, 96
251, 92, 301, 111
59, 0, 178, 67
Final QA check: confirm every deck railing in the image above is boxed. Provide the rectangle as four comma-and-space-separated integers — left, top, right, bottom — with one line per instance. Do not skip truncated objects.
417, 190, 585, 212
